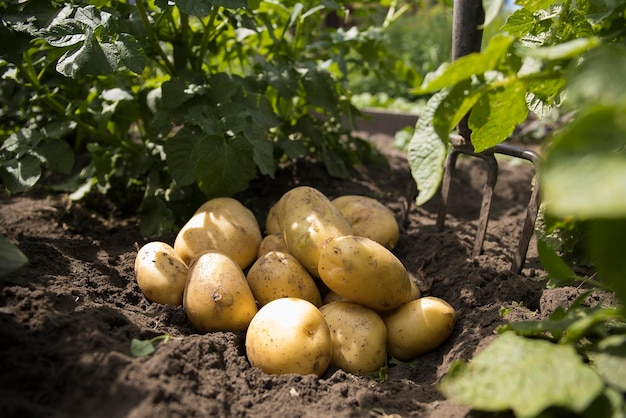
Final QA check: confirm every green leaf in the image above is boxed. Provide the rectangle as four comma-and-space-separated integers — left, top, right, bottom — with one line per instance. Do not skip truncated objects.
589, 335, 626, 392
115, 33, 146, 74
407, 91, 449, 206
537, 239, 578, 287
35, 139, 75, 174
587, 219, 626, 304
176, 0, 213, 17
165, 127, 213, 186
440, 332, 604, 417
544, 154, 626, 219
432, 79, 482, 141
468, 81, 528, 152
0, 235, 28, 277
130, 338, 156, 357
137, 195, 176, 238
41, 20, 87, 47
195, 136, 257, 197
0, 154, 42, 193
503, 8, 536, 37
520, 37, 601, 60
416, 34, 514, 94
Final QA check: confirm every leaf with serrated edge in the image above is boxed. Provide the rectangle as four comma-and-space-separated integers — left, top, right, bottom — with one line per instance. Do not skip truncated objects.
440, 332, 604, 417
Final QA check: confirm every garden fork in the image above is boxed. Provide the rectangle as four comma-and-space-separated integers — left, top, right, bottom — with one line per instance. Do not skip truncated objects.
436, 0, 541, 274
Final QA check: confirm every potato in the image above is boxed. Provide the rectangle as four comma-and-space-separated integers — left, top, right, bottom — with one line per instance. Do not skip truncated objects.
246, 251, 322, 307
323, 291, 351, 305
409, 279, 422, 301
245, 297, 332, 376
319, 301, 388, 374
277, 186, 353, 277
265, 200, 282, 235
256, 234, 289, 259
134, 241, 188, 306
183, 251, 258, 333
384, 296, 456, 361
332, 195, 400, 250
174, 197, 262, 269
318, 235, 413, 312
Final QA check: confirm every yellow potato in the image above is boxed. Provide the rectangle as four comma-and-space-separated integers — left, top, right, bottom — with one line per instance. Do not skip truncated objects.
246, 251, 322, 307
318, 235, 413, 312
174, 197, 262, 269
134, 241, 188, 306
332, 195, 400, 250
277, 186, 353, 277
265, 200, 282, 235
323, 291, 351, 305
384, 296, 456, 361
245, 297, 332, 376
319, 301, 388, 374
183, 251, 258, 333
256, 234, 290, 259
409, 279, 422, 301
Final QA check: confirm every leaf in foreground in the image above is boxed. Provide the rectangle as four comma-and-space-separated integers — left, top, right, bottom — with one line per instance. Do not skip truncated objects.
439, 332, 603, 417
0, 235, 28, 277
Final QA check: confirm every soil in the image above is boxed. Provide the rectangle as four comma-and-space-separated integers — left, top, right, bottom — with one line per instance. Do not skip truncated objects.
0, 133, 589, 418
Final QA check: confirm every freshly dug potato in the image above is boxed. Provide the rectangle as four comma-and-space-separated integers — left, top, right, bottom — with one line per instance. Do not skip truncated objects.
245, 297, 332, 376
323, 291, 351, 305
256, 234, 289, 259
318, 235, 413, 312
409, 279, 422, 301
332, 195, 400, 250
384, 296, 456, 361
265, 200, 282, 235
277, 186, 353, 277
183, 251, 258, 333
134, 241, 188, 306
319, 301, 388, 374
174, 197, 262, 269
246, 251, 322, 307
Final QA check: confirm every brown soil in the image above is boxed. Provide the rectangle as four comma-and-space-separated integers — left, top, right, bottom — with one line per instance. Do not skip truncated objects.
0, 134, 583, 417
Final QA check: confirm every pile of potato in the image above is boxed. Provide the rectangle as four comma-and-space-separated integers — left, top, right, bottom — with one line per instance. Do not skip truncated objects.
134, 186, 456, 377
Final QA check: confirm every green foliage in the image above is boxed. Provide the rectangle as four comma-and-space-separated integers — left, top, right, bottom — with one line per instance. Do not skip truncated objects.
0, 234, 28, 277
0, 0, 413, 236
440, 332, 605, 417
415, 0, 626, 415
406, 0, 625, 205
130, 333, 172, 357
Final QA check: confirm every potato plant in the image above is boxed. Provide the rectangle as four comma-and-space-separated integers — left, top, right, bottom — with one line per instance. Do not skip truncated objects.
0, 0, 412, 237
133, 187, 457, 377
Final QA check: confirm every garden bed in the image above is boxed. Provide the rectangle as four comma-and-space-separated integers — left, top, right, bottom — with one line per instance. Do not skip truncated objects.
0, 133, 581, 418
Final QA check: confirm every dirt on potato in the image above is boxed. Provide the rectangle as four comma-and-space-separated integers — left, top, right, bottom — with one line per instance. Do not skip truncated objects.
1, 132, 585, 418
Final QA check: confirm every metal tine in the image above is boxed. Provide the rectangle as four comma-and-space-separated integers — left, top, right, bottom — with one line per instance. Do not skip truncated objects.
437, 142, 541, 274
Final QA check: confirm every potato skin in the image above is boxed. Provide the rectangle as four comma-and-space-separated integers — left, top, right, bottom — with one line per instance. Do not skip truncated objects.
245, 298, 332, 376
134, 241, 188, 306
256, 234, 290, 259
332, 195, 400, 250
174, 197, 262, 269
384, 296, 456, 361
246, 251, 322, 307
319, 301, 388, 374
183, 251, 258, 333
277, 186, 353, 277
318, 235, 413, 312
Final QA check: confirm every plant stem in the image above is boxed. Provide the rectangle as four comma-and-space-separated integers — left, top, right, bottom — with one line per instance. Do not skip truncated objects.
198, 6, 220, 72
135, 0, 177, 76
